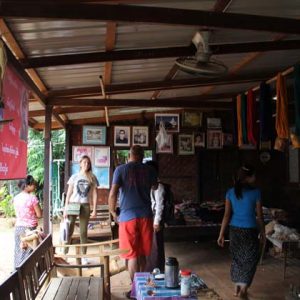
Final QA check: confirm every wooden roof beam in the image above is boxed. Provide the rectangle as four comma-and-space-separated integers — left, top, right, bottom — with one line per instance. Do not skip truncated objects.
21, 40, 300, 68
47, 94, 233, 108
1, 2, 300, 34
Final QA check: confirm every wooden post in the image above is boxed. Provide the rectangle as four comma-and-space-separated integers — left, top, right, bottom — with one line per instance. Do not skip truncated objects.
64, 125, 70, 194
43, 105, 53, 234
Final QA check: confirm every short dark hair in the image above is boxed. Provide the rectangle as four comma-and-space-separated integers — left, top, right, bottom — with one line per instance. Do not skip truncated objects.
18, 175, 35, 190
119, 130, 125, 134
130, 145, 144, 159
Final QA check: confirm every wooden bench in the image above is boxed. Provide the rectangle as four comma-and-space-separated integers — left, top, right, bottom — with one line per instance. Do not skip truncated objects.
13, 234, 104, 300
0, 270, 24, 300
70, 205, 114, 243
54, 238, 128, 300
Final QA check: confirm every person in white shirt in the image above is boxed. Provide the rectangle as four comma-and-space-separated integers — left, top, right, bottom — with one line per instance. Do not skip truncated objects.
145, 160, 165, 272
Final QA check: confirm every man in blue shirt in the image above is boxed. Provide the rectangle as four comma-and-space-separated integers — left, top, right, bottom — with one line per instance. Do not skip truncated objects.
108, 145, 158, 288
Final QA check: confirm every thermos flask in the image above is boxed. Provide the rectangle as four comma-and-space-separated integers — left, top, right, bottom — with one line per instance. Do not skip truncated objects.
165, 257, 179, 288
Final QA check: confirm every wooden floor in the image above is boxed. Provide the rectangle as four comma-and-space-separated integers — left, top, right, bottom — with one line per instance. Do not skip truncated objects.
110, 239, 300, 300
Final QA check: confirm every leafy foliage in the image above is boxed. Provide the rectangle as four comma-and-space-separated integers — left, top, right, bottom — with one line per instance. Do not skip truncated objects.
0, 185, 15, 217
27, 128, 65, 200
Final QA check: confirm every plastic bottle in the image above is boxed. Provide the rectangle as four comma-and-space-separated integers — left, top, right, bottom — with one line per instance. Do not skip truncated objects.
180, 269, 191, 297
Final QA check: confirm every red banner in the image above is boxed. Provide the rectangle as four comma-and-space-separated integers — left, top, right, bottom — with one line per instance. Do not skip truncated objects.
0, 65, 28, 179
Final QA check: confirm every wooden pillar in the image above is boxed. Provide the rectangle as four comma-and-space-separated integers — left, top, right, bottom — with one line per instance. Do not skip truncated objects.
64, 124, 70, 194
43, 105, 53, 234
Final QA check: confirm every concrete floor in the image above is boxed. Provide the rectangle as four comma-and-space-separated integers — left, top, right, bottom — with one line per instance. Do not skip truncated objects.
111, 239, 300, 300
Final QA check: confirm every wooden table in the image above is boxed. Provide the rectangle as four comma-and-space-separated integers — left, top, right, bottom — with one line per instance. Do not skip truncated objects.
41, 277, 103, 300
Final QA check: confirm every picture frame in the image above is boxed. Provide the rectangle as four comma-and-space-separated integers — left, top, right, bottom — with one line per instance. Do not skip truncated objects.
82, 125, 106, 145
182, 111, 203, 128
194, 132, 205, 148
207, 117, 222, 129
93, 167, 110, 189
114, 126, 130, 147
94, 146, 110, 167
207, 130, 223, 149
222, 133, 233, 146
72, 146, 93, 162
156, 134, 173, 154
155, 113, 180, 133
132, 126, 149, 147
178, 134, 195, 155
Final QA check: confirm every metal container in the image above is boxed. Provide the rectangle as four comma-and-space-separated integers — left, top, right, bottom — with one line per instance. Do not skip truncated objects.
165, 257, 179, 289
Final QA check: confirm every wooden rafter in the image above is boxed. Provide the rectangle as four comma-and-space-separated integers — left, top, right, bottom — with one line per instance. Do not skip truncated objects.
0, 18, 65, 128
20, 40, 300, 68
1, 2, 300, 34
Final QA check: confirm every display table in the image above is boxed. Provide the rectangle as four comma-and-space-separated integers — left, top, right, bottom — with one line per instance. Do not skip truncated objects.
131, 273, 198, 300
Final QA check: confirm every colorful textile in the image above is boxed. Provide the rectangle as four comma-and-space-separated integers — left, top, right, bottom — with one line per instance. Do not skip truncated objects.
112, 161, 157, 222
236, 95, 243, 147
229, 226, 259, 286
131, 273, 198, 300
241, 94, 248, 144
276, 73, 289, 138
13, 192, 39, 227
14, 225, 36, 268
259, 82, 273, 142
247, 90, 257, 145
119, 217, 153, 259
293, 65, 300, 137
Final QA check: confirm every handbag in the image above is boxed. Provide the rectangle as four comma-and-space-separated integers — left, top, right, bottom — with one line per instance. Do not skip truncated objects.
60, 219, 70, 243
66, 203, 81, 215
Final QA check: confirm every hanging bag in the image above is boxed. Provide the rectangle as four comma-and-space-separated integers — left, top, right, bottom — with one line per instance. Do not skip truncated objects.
60, 218, 70, 243
156, 121, 168, 149
66, 203, 81, 215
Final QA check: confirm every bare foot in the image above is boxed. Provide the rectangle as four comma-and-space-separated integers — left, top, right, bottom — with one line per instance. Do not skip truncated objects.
234, 285, 240, 297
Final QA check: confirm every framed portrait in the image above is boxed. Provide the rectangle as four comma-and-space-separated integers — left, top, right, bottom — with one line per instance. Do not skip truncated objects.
94, 146, 110, 167
72, 146, 93, 162
178, 134, 195, 155
156, 134, 173, 154
182, 111, 203, 128
155, 113, 180, 133
194, 132, 205, 148
207, 130, 223, 149
132, 126, 149, 147
93, 167, 110, 189
82, 125, 106, 145
114, 126, 130, 147
207, 117, 222, 129
223, 133, 233, 146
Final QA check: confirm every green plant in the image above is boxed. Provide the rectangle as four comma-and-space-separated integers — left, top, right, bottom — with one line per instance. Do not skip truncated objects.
0, 185, 15, 217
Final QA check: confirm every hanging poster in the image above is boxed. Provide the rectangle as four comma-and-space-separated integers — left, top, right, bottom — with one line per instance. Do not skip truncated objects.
0, 65, 29, 179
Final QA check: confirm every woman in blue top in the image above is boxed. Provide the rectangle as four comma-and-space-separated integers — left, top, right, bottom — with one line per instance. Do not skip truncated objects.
217, 164, 265, 298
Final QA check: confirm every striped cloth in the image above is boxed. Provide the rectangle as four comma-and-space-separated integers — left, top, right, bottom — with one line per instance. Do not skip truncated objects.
131, 273, 197, 300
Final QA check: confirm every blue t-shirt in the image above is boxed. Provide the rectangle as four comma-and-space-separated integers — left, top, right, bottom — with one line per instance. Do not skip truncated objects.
112, 161, 157, 222
226, 187, 261, 229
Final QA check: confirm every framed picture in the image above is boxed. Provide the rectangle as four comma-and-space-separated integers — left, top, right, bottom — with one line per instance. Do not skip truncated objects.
72, 146, 93, 162
94, 146, 110, 167
194, 132, 205, 148
132, 126, 149, 147
182, 111, 202, 128
114, 126, 130, 147
207, 117, 222, 129
82, 125, 106, 145
178, 134, 195, 155
93, 167, 110, 189
207, 130, 223, 149
223, 133, 233, 146
155, 113, 180, 133
156, 134, 173, 154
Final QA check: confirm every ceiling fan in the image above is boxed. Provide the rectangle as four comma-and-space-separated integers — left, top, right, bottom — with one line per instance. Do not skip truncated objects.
175, 31, 228, 77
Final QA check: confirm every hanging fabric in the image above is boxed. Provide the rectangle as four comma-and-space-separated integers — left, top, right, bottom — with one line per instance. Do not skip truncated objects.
246, 89, 257, 146
292, 64, 300, 148
241, 93, 248, 144
259, 82, 273, 142
236, 95, 243, 147
274, 73, 289, 151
